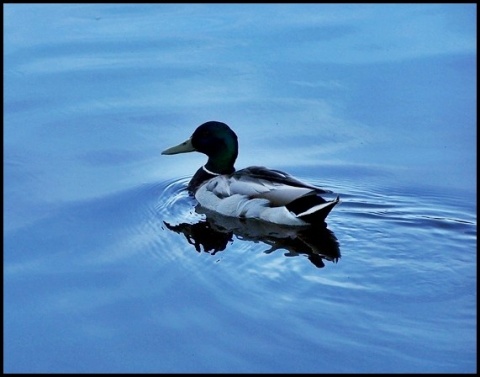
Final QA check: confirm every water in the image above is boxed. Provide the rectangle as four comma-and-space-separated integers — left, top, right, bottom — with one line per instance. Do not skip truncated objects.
4, 4, 476, 373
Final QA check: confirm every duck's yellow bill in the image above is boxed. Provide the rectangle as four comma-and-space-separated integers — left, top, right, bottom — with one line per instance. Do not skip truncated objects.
162, 138, 196, 155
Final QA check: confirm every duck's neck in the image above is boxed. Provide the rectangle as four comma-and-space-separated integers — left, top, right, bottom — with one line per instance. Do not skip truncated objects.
205, 154, 236, 175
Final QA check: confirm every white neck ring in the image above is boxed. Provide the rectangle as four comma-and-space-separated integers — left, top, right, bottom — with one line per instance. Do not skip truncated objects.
202, 165, 221, 176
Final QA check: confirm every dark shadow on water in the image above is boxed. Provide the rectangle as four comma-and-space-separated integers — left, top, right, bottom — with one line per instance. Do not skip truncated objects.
164, 206, 340, 269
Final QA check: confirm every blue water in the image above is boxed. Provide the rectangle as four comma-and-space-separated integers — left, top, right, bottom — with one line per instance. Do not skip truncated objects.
4, 4, 476, 373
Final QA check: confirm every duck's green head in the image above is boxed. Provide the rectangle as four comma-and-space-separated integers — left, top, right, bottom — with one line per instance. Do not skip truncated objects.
162, 121, 238, 174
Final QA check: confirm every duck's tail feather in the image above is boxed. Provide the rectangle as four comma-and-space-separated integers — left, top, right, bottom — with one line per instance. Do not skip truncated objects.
287, 194, 340, 223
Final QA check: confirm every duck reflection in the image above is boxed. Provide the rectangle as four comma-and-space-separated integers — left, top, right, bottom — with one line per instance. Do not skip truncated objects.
164, 206, 340, 268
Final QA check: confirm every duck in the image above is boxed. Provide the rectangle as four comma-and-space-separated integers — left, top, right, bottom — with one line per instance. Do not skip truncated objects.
162, 121, 339, 226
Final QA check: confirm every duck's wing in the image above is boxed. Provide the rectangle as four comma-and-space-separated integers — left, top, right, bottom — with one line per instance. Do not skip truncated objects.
224, 166, 328, 207
233, 166, 331, 193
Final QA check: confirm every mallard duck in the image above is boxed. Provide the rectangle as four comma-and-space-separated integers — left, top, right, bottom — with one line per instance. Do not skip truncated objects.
162, 121, 339, 226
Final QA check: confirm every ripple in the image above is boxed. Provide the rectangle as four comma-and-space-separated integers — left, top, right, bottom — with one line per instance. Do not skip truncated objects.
129, 172, 478, 312
320, 178, 477, 304
153, 176, 201, 223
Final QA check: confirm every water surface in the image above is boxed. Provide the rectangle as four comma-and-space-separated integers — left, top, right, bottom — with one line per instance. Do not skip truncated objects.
4, 4, 476, 373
